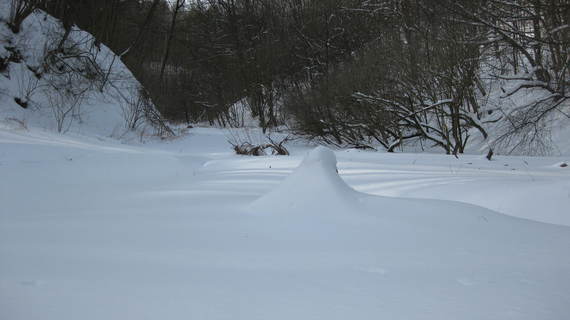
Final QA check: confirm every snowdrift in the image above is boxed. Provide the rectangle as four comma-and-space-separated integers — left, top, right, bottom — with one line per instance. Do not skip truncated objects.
250, 146, 504, 224
248, 146, 570, 247
250, 146, 359, 214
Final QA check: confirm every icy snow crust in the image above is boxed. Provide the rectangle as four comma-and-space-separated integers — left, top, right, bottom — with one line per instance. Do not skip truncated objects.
1, 128, 570, 320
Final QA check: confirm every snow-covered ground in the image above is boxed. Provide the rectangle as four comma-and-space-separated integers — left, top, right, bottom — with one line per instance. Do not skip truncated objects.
1, 126, 569, 320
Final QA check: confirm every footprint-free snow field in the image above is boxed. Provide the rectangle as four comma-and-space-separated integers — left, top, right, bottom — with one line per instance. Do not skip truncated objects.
1, 128, 570, 320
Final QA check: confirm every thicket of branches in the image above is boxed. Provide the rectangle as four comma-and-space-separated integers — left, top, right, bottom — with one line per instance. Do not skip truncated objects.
20, 0, 569, 154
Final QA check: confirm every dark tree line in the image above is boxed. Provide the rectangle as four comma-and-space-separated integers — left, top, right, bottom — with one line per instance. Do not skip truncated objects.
8, 0, 569, 153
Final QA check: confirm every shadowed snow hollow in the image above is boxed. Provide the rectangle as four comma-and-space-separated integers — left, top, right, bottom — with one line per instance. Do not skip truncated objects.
249, 146, 359, 214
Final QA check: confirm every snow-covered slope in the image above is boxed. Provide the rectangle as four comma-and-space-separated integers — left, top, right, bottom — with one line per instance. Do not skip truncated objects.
1, 128, 569, 320
468, 62, 570, 156
0, 2, 160, 140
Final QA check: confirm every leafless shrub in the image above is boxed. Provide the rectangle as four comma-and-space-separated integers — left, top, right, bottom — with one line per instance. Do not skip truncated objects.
224, 100, 252, 128
232, 142, 266, 156
14, 64, 40, 109
45, 85, 86, 133
227, 129, 290, 156
231, 141, 290, 156
3, 46, 23, 65
37, 25, 107, 133
41, 25, 106, 91
138, 88, 175, 138
120, 86, 146, 131
0, 56, 10, 73
491, 110, 555, 156
5, 117, 28, 130
265, 135, 290, 155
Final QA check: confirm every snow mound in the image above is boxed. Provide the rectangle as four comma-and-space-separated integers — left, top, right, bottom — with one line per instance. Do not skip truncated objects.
249, 146, 359, 214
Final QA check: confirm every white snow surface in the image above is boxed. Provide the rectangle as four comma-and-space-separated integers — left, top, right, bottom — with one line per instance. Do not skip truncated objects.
1, 126, 570, 320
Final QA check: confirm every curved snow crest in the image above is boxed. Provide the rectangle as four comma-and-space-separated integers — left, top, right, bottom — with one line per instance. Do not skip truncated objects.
249, 146, 360, 215
299, 145, 338, 170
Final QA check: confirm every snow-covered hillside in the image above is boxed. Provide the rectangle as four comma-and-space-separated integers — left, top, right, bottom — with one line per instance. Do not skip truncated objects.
1, 127, 570, 320
0, 1, 163, 141
468, 66, 570, 156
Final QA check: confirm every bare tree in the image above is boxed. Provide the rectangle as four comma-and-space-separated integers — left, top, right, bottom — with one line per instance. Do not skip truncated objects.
159, 0, 185, 82
446, 0, 569, 154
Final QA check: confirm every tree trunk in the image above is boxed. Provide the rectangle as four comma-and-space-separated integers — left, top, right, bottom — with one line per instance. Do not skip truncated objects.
160, 0, 185, 82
